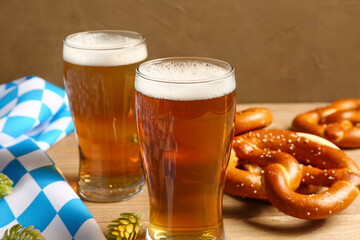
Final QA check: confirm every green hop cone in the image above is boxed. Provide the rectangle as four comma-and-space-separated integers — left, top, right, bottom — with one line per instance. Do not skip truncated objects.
2, 224, 45, 240
0, 173, 13, 198
106, 213, 142, 240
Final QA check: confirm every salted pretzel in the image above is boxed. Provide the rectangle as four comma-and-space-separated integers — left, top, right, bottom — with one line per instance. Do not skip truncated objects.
225, 107, 360, 219
292, 98, 360, 148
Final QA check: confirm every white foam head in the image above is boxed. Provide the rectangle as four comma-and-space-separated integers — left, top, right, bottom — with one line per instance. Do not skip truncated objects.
63, 31, 147, 66
135, 58, 236, 101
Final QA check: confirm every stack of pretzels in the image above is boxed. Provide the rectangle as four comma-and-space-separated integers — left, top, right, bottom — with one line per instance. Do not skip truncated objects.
225, 102, 360, 220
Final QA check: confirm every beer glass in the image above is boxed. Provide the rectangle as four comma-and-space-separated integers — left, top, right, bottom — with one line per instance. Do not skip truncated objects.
135, 57, 236, 239
63, 30, 147, 202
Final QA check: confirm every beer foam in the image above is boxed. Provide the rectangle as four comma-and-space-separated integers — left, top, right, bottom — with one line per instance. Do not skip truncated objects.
63, 32, 147, 66
135, 60, 236, 100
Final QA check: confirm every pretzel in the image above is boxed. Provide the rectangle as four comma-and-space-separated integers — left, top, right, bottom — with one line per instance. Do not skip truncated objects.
235, 107, 273, 135
225, 132, 329, 200
292, 98, 360, 148
225, 107, 273, 200
225, 129, 360, 219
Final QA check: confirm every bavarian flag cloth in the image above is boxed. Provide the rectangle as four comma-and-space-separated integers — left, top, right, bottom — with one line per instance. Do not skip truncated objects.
0, 76, 106, 240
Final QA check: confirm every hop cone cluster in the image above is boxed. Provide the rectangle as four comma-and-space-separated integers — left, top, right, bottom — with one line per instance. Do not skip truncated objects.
2, 224, 45, 240
0, 173, 13, 198
106, 213, 142, 240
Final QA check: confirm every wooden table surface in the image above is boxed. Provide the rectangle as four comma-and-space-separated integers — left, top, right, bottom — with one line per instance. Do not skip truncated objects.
47, 103, 360, 240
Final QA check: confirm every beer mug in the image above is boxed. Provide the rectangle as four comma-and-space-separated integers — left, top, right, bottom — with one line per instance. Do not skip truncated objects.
63, 30, 147, 202
135, 57, 236, 239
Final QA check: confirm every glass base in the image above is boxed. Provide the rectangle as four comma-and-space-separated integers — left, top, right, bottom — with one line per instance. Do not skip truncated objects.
78, 178, 145, 202
145, 224, 225, 240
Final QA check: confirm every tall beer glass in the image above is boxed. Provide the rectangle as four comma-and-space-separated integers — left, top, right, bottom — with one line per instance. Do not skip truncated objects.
63, 30, 147, 202
135, 57, 236, 239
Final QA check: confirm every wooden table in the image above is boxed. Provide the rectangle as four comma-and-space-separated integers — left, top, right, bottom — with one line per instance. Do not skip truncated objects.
47, 103, 360, 240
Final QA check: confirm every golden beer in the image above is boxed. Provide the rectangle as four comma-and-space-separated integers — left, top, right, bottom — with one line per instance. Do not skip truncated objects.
135, 57, 236, 239
63, 31, 147, 202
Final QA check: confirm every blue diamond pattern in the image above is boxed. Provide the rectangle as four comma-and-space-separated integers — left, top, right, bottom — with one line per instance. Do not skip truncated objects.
8, 139, 39, 157
0, 76, 104, 239
17, 192, 57, 232
30, 165, 64, 189
0, 199, 15, 226
2, 159, 27, 185
58, 199, 93, 236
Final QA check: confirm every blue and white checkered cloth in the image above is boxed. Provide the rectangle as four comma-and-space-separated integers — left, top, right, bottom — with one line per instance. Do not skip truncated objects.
0, 76, 106, 240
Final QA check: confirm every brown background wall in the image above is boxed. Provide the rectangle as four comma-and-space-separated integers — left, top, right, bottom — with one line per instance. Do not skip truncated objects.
0, 0, 359, 103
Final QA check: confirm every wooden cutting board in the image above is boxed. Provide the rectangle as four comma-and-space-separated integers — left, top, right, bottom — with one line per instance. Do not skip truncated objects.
47, 103, 360, 240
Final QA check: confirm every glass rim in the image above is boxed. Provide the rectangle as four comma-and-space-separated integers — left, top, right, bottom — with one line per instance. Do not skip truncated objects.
63, 30, 146, 50
136, 57, 235, 84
